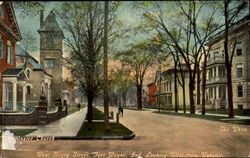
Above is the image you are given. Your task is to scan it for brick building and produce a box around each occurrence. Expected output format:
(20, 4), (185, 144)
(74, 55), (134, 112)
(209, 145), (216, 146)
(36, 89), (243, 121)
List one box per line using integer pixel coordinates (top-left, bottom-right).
(0, 2), (25, 111)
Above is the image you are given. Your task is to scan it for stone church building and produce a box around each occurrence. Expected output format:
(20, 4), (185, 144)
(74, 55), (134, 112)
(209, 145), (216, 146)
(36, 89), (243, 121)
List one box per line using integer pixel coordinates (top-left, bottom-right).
(38, 10), (64, 107)
(15, 10), (64, 109)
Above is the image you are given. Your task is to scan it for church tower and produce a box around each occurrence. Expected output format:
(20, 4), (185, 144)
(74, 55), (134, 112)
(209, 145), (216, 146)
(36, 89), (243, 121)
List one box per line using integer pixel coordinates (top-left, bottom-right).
(38, 10), (64, 103)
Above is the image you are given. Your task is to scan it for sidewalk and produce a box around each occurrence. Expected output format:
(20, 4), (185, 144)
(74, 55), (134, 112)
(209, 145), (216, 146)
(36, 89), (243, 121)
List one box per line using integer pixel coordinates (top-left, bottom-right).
(27, 107), (87, 137)
(146, 108), (250, 120)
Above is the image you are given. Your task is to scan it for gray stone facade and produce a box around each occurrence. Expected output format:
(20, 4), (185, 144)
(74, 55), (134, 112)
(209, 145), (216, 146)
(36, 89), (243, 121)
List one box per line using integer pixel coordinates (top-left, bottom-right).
(38, 10), (64, 105)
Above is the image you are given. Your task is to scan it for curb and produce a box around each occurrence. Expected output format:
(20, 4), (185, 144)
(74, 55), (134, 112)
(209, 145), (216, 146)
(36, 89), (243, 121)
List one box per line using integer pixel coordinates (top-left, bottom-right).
(54, 132), (136, 140)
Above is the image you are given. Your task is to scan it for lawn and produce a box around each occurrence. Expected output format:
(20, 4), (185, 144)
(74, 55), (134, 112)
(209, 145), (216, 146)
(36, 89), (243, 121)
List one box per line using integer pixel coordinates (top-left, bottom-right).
(67, 104), (83, 114)
(206, 109), (250, 116)
(85, 106), (106, 120)
(154, 111), (250, 125)
(6, 129), (37, 136)
(78, 106), (134, 137)
(77, 122), (133, 137)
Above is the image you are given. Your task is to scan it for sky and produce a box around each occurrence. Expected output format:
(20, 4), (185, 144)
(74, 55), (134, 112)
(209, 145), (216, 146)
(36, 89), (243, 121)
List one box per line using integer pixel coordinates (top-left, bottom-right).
(13, 1), (249, 84)
(14, 2), (142, 61)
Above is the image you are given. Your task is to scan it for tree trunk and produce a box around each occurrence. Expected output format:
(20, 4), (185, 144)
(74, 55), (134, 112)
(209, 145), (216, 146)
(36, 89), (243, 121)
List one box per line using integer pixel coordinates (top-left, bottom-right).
(202, 53), (207, 115)
(196, 63), (201, 105)
(189, 71), (195, 114)
(87, 92), (93, 123)
(103, 1), (109, 126)
(174, 61), (178, 112)
(137, 85), (143, 109)
(123, 91), (127, 107)
(182, 78), (186, 114)
(224, 1), (234, 118)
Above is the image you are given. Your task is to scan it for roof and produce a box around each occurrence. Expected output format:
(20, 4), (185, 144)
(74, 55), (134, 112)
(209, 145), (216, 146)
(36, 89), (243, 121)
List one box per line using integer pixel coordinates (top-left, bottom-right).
(2, 68), (23, 76)
(0, 2), (22, 41)
(206, 14), (249, 46)
(37, 10), (64, 38)
(16, 44), (42, 69)
(2, 68), (28, 81)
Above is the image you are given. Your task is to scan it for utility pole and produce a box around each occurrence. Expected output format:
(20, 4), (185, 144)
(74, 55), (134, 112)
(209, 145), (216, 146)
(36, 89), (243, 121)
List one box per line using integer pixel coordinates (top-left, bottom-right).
(104, 1), (109, 128)
(158, 66), (162, 112)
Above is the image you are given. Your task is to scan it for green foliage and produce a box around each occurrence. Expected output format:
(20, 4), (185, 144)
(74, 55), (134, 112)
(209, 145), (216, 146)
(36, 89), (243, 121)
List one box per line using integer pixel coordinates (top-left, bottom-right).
(18, 31), (37, 53)
(109, 66), (134, 97)
(13, 1), (47, 17)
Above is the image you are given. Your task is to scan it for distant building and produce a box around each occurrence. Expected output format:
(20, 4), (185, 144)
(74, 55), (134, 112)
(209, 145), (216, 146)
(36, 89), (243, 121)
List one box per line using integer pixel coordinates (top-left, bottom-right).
(147, 83), (157, 106)
(155, 66), (190, 110)
(205, 15), (250, 110)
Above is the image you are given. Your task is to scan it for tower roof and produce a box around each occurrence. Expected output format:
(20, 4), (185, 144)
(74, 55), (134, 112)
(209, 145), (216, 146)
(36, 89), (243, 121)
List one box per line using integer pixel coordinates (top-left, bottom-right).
(38, 10), (64, 38)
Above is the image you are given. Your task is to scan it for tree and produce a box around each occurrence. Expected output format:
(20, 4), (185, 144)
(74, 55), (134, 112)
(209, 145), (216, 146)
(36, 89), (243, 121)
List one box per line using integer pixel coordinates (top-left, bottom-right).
(57, 2), (120, 123)
(103, 1), (109, 129)
(116, 40), (160, 109)
(222, 0), (247, 118)
(13, 2), (47, 17)
(109, 65), (134, 108)
(135, 1), (223, 114)
(18, 31), (37, 68)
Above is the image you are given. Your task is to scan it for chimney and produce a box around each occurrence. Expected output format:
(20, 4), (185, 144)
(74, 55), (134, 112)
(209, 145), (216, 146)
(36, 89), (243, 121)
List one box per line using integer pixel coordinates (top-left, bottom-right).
(40, 10), (44, 27)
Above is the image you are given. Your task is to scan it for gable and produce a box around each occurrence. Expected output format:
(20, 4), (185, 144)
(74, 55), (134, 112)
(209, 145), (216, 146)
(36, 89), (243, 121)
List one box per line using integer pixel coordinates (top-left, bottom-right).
(0, 2), (22, 41)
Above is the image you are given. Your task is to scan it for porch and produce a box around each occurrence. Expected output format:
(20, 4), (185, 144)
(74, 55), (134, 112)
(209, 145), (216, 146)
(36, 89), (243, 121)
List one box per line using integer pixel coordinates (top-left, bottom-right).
(205, 84), (228, 110)
(1, 68), (31, 112)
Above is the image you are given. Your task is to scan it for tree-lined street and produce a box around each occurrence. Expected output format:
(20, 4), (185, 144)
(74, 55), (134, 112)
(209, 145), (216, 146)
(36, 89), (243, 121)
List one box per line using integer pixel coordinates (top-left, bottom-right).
(2, 108), (249, 158)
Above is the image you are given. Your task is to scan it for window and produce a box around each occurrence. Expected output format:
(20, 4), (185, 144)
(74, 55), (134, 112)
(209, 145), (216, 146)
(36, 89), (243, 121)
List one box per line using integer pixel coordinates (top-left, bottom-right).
(214, 52), (219, 57)
(237, 68), (243, 77)
(236, 42), (242, 56)
(27, 86), (31, 95)
(45, 59), (55, 68)
(237, 104), (243, 110)
(47, 38), (54, 48)
(0, 40), (3, 58)
(7, 45), (14, 64)
(26, 69), (30, 79)
(237, 63), (243, 78)
(237, 85), (243, 97)
(222, 50), (224, 57)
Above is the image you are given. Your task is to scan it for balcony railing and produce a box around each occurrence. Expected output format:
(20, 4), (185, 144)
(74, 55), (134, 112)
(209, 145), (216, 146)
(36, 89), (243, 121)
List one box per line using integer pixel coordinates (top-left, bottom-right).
(207, 56), (225, 66)
(4, 102), (13, 111)
(206, 77), (227, 85)
(3, 102), (35, 113)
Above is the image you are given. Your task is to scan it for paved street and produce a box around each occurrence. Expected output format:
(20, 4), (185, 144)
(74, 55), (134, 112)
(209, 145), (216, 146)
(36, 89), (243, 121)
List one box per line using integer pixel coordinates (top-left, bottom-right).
(2, 107), (250, 158)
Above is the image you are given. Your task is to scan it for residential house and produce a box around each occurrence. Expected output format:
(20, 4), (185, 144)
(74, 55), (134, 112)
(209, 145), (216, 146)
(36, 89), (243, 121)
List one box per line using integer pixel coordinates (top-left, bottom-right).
(155, 65), (190, 110)
(0, 2), (29, 112)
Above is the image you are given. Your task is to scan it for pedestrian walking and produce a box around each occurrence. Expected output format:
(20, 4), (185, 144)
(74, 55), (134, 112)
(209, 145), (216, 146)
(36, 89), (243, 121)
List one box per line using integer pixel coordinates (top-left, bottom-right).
(118, 106), (123, 117)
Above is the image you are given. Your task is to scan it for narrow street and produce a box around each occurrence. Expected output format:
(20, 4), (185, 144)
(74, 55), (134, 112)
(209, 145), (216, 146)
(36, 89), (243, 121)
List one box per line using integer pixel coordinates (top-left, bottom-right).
(2, 107), (250, 158)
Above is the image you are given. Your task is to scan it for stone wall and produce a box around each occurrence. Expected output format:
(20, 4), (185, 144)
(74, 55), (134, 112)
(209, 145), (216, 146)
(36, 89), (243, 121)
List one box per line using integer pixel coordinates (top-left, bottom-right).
(0, 96), (68, 125)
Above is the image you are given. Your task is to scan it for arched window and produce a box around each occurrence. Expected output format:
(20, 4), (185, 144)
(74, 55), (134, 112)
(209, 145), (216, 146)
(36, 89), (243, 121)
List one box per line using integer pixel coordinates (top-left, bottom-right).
(26, 69), (30, 79)
(27, 86), (31, 95)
